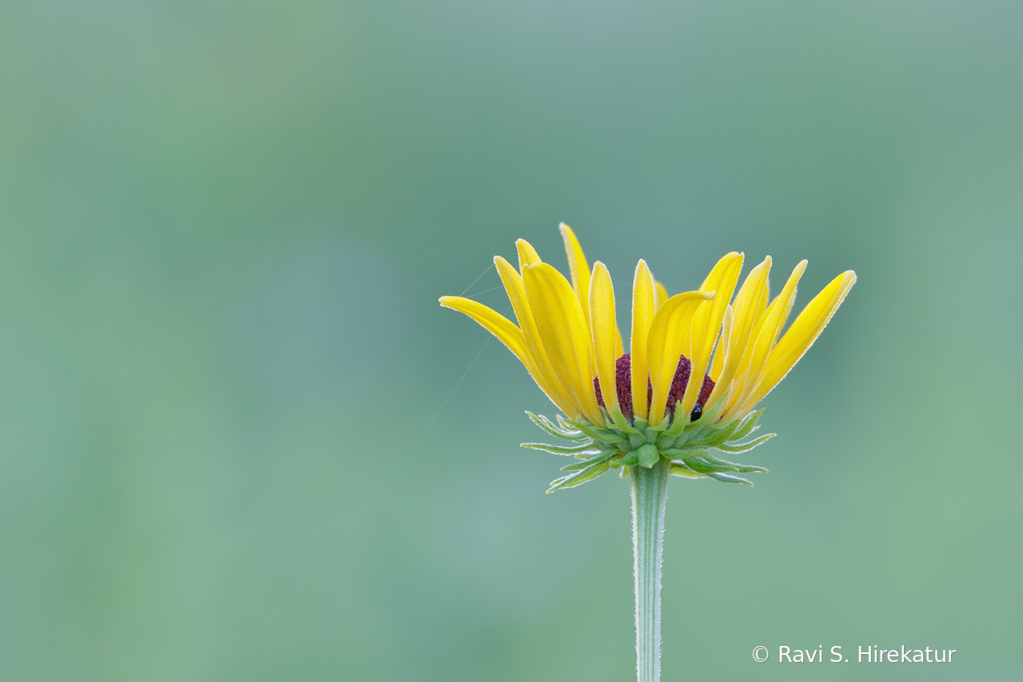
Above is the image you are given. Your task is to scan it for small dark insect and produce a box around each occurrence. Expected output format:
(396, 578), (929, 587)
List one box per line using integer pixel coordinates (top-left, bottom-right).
(689, 403), (703, 422)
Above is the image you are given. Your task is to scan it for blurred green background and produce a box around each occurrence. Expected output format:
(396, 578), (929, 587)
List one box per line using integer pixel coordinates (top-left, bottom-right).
(1, 0), (1021, 680)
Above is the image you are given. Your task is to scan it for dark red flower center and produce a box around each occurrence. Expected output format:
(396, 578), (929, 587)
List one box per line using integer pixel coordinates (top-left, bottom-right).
(593, 353), (715, 422)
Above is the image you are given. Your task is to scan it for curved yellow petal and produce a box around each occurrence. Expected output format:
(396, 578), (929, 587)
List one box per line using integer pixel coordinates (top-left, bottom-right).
(725, 260), (806, 418)
(646, 290), (715, 426)
(589, 261), (619, 412)
(766, 270), (856, 365)
(738, 270), (857, 412)
(441, 296), (566, 411)
(516, 238), (542, 270)
(523, 262), (602, 423)
(680, 252), (743, 417)
(559, 223), (591, 325)
(494, 256), (576, 415)
(439, 296), (528, 361)
(707, 256), (771, 407)
(630, 260), (656, 419)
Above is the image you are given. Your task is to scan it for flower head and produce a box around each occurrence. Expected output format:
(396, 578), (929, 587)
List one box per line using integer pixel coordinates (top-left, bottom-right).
(441, 224), (856, 491)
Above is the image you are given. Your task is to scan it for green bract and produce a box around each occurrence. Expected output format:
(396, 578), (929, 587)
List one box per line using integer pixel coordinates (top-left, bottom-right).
(523, 395), (771, 493)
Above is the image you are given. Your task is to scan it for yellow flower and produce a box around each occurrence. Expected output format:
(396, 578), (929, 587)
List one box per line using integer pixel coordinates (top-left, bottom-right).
(440, 224), (856, 490)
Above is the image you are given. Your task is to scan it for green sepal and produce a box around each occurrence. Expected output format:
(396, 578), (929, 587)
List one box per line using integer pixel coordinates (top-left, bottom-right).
(730, 409), (765, 441)
(714, 432), (775, 454)
(569, 418), (629, 446)
(546, 461), (610, 493)
(616, 451), (640, 467)
(700, 452), (768, 474)
(678, 456), (726, 474)
(681, 455), (751, 475)
(669, 462), (706, 479)
(608, 404), (642, 435)
(637, 443), (659, 468)
(526, 411), (586, 440)
(707, 471), (754, 486)
(660, 447), (708, 459)
(683, 420), (741, 450)
(700, 393), (729, 424)
(654, 413), (687, 449)
(648, 411), (671, 432)
(557, 414), (614, 441)
(661, 404), (690, 440)
(655, 433), (676, 450)
(521, 441), (601, 456)
(560, 450), (616, 472)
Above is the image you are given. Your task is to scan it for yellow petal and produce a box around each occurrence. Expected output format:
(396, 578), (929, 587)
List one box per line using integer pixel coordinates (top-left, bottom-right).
(738, 270), (857, 412)
(516, 238), (542, 270)
(654, 280), (669, 310)
(646, 290), (715, 426)
(707, 256), (771, 407)
(441, 295), (567, 412)
(494, 256), (576, 415)
(767, 270), (856, 364)
(439, 296), (528, 361)
(523, 262), (603, 423)
(680, 252), (743, 417)
(630, 260), (656, 419)
(559, 223), (591, 326)
(588, 261), (619, 411)
(725, 260), (806, 418)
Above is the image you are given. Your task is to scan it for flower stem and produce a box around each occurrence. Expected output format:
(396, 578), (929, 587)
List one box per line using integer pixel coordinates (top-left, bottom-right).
(630, 458), (669, 682)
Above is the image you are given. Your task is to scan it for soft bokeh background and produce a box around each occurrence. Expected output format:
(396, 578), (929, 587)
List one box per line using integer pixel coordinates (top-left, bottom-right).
(1, 1), (1021, 680)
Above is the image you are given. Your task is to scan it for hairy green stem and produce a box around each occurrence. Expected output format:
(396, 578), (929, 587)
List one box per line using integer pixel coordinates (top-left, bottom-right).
(631, 458), (669, 682)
